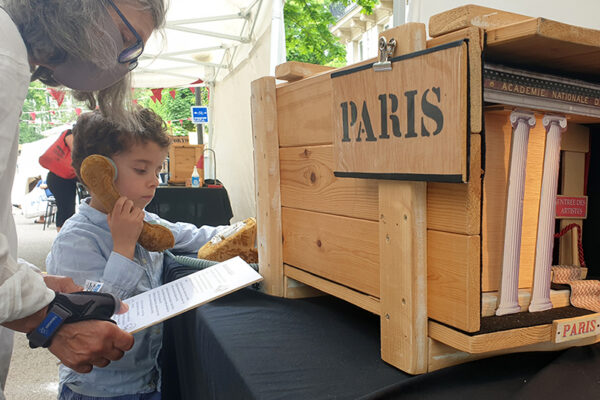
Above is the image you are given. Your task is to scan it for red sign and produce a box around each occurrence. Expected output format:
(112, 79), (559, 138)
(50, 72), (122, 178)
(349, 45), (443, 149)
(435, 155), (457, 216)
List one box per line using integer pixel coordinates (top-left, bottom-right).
(556, 196), (587, 219)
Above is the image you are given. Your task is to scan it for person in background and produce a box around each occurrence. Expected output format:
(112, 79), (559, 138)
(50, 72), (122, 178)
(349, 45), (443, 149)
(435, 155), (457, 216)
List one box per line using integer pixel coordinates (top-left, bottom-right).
(39, 129), (78, 231)
(48, 108), (223, 399)
(0, 0), (167, 398)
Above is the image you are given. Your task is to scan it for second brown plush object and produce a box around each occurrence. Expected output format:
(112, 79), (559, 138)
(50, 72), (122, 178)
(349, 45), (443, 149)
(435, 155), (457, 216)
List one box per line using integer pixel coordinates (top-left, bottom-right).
(80, 154), (175, 252)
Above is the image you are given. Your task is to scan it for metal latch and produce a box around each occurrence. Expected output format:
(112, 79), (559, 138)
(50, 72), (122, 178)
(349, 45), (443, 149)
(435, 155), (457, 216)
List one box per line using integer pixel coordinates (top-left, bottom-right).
(373, 37), (396, 72)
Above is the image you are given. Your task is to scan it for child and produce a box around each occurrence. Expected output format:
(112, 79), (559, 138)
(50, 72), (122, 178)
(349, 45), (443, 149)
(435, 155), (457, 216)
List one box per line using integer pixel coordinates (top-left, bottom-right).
(46, 109), (222, 399)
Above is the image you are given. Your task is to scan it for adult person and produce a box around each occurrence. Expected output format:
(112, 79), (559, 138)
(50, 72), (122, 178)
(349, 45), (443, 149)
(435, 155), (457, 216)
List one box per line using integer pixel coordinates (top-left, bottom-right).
(39, 129), (78, 231)
(0, 0), (166, 398)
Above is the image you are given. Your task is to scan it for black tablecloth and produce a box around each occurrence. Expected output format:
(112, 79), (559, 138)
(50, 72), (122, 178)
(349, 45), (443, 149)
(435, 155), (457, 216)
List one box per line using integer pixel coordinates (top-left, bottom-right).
(147, 186), (233, 227)
(161, 264), (600, 400)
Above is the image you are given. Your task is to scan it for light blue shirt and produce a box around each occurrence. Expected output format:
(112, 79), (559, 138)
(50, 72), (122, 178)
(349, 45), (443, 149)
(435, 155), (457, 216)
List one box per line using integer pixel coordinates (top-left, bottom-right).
(46, 199), (221, 397)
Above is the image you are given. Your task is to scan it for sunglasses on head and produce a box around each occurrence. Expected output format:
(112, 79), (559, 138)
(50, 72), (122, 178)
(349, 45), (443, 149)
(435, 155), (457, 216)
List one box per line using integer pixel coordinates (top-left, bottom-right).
(105, 0), (145, 71)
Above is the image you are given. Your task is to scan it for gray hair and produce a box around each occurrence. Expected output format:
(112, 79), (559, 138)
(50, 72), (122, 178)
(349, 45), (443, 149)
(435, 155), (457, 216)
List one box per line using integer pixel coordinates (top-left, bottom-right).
(2, 0), (167, 130)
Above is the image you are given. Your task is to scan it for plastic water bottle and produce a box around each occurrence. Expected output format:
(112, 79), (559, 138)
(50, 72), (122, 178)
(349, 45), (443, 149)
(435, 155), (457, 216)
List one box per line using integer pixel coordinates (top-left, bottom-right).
(191, 166), (200, 187)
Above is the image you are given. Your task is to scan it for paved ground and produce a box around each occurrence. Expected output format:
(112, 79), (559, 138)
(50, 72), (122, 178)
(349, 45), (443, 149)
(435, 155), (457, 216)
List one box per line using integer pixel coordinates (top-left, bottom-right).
(5, 209), (60, 400)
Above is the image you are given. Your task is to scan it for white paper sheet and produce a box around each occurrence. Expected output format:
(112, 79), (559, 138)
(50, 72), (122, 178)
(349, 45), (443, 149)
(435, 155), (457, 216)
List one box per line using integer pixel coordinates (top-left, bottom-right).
(112, 257), (262, 333)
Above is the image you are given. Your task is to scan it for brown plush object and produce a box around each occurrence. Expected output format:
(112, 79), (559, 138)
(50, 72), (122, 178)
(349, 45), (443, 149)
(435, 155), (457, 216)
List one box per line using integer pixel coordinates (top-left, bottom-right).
(80, 154), (175, 252)
(197, 218), (258, 263)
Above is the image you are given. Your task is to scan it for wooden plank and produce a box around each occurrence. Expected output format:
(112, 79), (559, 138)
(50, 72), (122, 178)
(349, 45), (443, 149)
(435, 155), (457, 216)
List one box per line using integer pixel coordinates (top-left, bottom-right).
(275, 61), (335, 82)
(481, 289), (573, 317)
(281, 207), (380, 297)
(427, 27), (483, 133)
(562, 123), (590, 153)
(280, 139), (481, 233)
(277, 73), (333, 147)
(283, 276), (324, 299)
(379, 23), (426, 58)
(559, 151), (586, 265)
(427, 133), (481, 235)
(428, 230), (480, 332)
(428, 5), (531, 38)
(284, 264), (380, 315)
(279, 145), (379, 221)
(251, 77), (284, 296)
(481, 111), (546, 291)
(485, 18), (600, 81)
(428, 320), (552, 354)
(379, 181), (428, 374)
(428, 334), (600, 372)
(332, 42), (469, 181)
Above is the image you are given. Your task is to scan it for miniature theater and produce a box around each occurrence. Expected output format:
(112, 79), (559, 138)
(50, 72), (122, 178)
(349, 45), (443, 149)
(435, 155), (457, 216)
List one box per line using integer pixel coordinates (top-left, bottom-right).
(251, 4), (600, 374)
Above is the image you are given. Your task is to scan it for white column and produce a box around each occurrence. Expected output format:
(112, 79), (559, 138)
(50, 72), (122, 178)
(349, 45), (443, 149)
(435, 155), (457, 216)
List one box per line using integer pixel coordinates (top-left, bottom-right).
(529, 115), (567, 312)
(496, 111), (536, 316)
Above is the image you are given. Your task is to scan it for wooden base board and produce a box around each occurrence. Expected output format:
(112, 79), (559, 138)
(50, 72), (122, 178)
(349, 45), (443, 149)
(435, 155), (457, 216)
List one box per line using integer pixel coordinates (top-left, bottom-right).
(284, 264), (381, 315)
(428, 333), (600, 372)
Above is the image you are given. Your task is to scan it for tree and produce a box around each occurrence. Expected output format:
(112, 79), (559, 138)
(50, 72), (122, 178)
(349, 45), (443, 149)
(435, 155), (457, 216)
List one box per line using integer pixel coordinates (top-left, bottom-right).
(136, 87), (208, 135)
(19, 81), (82, 144)
(284, 0), (378, 67)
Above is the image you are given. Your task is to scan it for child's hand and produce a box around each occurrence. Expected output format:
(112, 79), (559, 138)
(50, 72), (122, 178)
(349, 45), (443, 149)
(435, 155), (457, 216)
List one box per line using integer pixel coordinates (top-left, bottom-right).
(107, 197), (144, 260)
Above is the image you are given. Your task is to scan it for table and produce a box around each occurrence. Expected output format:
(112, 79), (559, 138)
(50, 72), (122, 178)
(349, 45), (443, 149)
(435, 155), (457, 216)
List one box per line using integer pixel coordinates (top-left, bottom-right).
(146, 186), (233, 227)
(160, 262), (600, 400)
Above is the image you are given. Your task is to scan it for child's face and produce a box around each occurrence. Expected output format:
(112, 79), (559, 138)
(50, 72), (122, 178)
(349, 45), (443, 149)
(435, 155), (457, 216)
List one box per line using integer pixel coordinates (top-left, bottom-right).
(112, 140), (168, 209)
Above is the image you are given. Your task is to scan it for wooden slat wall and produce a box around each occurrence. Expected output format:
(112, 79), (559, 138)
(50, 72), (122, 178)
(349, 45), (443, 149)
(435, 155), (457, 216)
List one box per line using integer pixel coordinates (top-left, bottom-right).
(428, 230), (480, 332)
(279, 145), (379, 221)
(428, 134), (481, 235)
(277, 73), (334, 147)
(281, 207), (380, 297)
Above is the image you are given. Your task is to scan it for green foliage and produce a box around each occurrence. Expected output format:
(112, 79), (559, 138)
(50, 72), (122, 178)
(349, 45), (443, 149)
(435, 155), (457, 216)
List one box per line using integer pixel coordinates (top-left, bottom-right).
(135, 87), (207, 134)
(19, 81), (82, 144)
(284, 0), (378, 66)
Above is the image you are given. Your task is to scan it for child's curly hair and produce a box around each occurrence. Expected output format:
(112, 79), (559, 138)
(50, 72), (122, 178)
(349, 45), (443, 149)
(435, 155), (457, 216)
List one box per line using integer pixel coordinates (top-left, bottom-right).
(71, 108), (171, 181)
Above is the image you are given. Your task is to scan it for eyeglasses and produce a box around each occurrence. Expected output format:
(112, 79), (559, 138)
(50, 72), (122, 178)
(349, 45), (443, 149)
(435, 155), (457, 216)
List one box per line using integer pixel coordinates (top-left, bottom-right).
(105, 0), (145, 71)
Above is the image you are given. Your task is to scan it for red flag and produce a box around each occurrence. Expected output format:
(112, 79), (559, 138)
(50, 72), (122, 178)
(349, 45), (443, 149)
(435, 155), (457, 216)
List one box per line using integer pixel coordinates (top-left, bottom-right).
(189, 87), (195, 94)
(29, 112), (36, 121)
(75, 108), (82, 116)
(49, 122), (54, 126)
(47, 88), (65, 107)
(150, 95), (157, 103)
(169, 90), (176, 99)
(179, 119), (183, 126)
(132, 99), (138, 105)
(151, 88), (163, 103)
(51, 110), (56, 115)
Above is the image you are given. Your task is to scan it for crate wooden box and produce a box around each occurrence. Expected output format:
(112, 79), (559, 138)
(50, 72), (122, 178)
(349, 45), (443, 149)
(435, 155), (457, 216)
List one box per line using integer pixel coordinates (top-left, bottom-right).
(168, 143), (204, 185)
(251, 5), (600, 374)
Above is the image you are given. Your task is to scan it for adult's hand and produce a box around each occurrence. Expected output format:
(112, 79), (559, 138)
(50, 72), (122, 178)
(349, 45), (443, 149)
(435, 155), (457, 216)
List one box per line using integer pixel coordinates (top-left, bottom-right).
(49, 320), (134, 373)
(43, 274), (82, 293)
(42, 276), (129, 313)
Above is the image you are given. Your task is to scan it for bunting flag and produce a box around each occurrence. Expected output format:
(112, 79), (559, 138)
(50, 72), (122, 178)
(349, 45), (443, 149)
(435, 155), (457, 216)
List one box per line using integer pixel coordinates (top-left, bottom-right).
(75, 107), (82, 116)
(47, 88), (66, 107)
(150, 95), (157, 103)
(51, 110), (56, 115)
(179, 119), (183, 126)
(169, 90), (177, 100)
(132, 99), (138, 105)
(151, 88), (163, 103)
(29, 112), (36, 121)
(189, 87), (195, 94)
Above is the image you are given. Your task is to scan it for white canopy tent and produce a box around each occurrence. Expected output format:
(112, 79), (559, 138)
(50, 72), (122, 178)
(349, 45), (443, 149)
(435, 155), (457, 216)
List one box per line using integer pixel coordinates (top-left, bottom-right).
(133, 0), (285, 222)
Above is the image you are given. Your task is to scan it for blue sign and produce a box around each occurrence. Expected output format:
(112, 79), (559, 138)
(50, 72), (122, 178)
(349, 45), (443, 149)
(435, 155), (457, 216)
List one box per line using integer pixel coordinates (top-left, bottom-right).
(191, 106), (208, 124)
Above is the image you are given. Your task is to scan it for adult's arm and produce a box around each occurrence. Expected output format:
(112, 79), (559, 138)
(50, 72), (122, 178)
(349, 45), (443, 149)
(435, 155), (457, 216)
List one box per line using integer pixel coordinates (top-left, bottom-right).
(0, 235), (55, 323)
